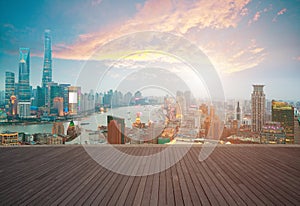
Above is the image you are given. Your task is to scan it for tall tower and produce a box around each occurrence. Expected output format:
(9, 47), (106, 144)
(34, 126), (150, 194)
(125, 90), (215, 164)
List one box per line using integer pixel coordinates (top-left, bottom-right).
(42, 29), (52, 88)
(236, 101), (241, 121)
(251, 85), (265, 132)
(18, 48), (30, 102)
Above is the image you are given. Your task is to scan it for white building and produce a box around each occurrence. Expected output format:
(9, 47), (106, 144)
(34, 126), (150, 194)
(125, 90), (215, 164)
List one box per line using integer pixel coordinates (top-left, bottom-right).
(18, 102), (31, 118)
(251, 85), (265, 132)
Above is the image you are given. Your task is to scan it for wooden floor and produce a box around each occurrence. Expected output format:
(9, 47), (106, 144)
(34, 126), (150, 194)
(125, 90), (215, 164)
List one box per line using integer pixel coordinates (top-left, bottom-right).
(0, 145), (299, 205)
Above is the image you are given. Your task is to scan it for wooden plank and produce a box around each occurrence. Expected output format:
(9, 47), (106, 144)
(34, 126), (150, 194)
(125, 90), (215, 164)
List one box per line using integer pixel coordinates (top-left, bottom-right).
(222, 147), (300, 205)
(149, 147), (160, 206)
(24, 148), (94, 205)
(1, 147), (84, 205)
(183, 147), (211, 205)
(174, 147), (193, 206)
(165, 147), (175, 206)
(216, 147), (280, 205)
(112, 147), (148, 206)
(85, 146), (132, 205)
(100, 146), (142, 205)
(123, 146), (152, 206)
(0, 145), (300, 206)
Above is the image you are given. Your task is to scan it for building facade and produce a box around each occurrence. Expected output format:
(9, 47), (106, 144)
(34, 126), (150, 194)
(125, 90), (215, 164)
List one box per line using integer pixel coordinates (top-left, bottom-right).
(251, 85), (265, 132)
(272, 100), (294, 143)
(18, 48), (31, 102)
(42, 29), (52, 88)
(5, 72), (15, 107)
(68, 86), (81, 115)
(260, 121), (286, 144)
(17, 102), (31, 118)
(0, 132), (18, 146)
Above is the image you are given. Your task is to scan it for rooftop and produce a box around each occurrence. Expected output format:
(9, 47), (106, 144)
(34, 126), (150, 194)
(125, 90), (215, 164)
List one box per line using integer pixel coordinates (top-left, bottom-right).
(0, 145), (299, 205)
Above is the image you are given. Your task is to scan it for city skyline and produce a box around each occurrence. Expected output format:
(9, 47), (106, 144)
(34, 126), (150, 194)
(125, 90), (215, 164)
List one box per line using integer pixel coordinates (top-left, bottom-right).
(0, 0), (299, 101)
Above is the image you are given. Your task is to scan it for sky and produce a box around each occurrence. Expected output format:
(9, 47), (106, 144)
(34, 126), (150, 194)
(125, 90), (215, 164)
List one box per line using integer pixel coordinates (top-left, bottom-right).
(0, 0), (299, 101)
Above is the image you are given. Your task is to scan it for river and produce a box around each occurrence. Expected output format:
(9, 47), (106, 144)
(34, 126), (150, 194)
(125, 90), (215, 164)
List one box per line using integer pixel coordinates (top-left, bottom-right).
(0, 105), (164, 134)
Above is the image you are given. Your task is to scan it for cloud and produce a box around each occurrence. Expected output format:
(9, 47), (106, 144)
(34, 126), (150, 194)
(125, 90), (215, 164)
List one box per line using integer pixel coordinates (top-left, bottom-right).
(294, 56), (300, 61)
(203, 39), (266, 73)
(277, 8), (287, 15)
(91, 0), (103, 6)
(50, 0), (266, 74)
(253, 11), (261, 22)
(272, 8), (287, 22)
(248, 4), (273, 25)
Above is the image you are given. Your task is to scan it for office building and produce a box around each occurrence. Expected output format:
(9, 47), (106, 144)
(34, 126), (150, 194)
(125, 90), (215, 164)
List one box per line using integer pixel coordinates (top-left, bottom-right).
(42, 29), (52, 88)
(236, 101), (241, 121)
(49, 83), (61, 109)
(53, 97), (64, 116)
(5, 72), (15, 107)
(107, 115), (125, 144)
(0, 90), (5, 105)
(59, 84), (71, 112)
(272, 100), (294, 143)
(68, 86), (81, 115)
(17, 102), (31, 118)
(184, 90), (191, 111)
(251, 85), (265, 132)
(260, 122), (286, 144)
(18, 48), (31, 102)
(35, 86), (45, 107)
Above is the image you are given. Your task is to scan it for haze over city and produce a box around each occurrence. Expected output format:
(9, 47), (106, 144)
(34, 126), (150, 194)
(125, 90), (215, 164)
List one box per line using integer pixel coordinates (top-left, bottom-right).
(0, 0), (300, 100)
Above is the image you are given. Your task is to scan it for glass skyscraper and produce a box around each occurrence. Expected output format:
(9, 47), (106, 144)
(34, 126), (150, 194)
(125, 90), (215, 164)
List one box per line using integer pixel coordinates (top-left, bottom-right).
(42, 29), (52, 88)
(5, 71), (15, 106)
(18, 48), (31, 102)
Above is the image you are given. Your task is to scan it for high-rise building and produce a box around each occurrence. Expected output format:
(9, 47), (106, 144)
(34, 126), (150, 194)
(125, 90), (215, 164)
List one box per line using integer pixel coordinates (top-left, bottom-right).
(18, 48), (30, 102)
(272, 100), (294, 143)
(0, 90), (5, 106)
(251, 85), (265, 132)
(59, 84), (71, 112)
(42, 30), (52, 108)
(42, 29), (52, 88)
(18, 59), (31, 102)
(52, 97), (64, 116)
(260, 122), (286, 144)
(36, 86), (45, 107)
(68, 86), (81, 115)
(49, 83), (61, 109)
(19, 48), (30, 72)
(107, 115), (125, 144)
(5, 72), (15, 106)
(236, 101), (241, 121)
(17, 102), (31, 118)
(184, 90), (191, 111)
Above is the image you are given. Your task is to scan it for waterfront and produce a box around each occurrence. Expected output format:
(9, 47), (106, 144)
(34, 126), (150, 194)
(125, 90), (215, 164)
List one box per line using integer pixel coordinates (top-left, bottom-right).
(0, 105), (163, 134)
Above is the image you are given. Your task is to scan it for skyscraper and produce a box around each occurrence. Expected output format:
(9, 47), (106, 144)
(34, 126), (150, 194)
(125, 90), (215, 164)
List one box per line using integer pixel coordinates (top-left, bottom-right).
(251, 85), (265, 132)
(19, 48), (30, 72)
(68, 86), (81, 115)
(272, 100), (294, 143)
(18, 48), (30, 102)
(42, 29), (52, 88)
(236, 101), (241, 121)
(5, 72), (15, 106)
